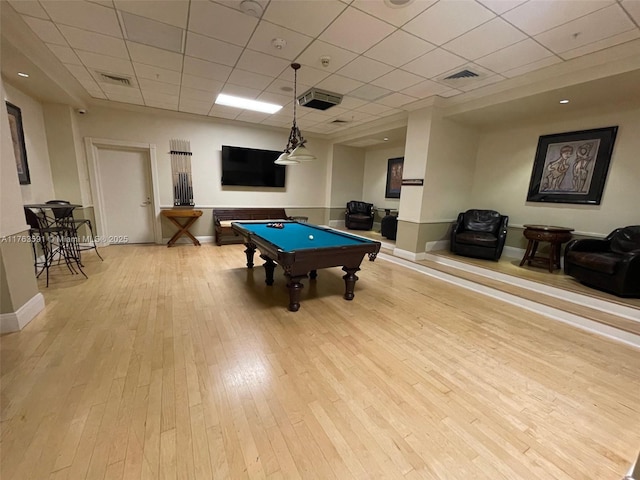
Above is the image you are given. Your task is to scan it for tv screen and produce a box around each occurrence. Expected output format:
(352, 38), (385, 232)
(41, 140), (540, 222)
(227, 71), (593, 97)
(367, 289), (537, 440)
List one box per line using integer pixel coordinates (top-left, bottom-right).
(221, 145), (286, 187)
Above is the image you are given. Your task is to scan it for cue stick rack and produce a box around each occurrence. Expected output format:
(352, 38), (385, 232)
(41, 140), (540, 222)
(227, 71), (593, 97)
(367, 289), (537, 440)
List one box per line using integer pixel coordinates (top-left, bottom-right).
(170, 139), (194, 207)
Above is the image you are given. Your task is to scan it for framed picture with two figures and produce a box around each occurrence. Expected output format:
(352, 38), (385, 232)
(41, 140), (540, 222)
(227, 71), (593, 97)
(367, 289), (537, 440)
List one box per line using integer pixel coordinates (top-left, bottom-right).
(5, 102), (31, 185)
(526, 126), (618, 205)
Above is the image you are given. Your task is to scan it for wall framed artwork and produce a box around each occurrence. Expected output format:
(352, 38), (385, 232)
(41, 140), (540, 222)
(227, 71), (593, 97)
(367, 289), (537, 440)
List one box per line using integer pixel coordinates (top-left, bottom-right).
(385, 157), (403, 199)
(5, 102), (31, 185)
(526, 126), (618, 205)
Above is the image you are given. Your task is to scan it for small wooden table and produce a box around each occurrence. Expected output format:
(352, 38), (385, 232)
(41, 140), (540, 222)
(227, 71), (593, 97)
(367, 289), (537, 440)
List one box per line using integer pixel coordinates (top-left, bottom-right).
(161, 209), (203, 247)
(520, 224), (574, 272)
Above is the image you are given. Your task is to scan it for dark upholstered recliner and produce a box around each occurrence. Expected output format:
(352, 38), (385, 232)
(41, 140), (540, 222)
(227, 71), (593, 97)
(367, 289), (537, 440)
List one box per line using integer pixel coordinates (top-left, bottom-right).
(450, 209), (509, 261)
(564, 226), (640, 297)
(345, 201), (374, 230)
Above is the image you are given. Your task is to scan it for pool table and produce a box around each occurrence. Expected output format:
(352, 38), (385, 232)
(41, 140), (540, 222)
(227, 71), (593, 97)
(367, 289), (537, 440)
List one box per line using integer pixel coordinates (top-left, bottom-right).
(231, 221), (381, 311)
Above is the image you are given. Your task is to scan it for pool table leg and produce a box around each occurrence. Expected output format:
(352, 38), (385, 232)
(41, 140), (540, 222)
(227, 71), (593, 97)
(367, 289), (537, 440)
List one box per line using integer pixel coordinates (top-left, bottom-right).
(261, 256), (276, 286)
(243, 243), (256, 268)
(285, 275), (306, 312)
(309, 269), (317, 279)
(342, 267), (360, 301)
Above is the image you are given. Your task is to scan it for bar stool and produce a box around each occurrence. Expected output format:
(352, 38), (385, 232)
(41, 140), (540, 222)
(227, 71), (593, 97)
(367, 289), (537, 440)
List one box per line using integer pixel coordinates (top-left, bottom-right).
(45, 200), (103, 263)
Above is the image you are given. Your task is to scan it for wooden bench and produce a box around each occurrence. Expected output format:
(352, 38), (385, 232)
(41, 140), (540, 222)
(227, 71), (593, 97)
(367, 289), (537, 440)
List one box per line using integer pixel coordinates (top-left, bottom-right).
(213, 208), (289, 245)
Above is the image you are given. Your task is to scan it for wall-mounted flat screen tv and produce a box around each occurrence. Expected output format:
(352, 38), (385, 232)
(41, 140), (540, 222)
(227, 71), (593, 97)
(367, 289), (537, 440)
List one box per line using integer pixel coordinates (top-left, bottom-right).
(221, 145), (286, 187)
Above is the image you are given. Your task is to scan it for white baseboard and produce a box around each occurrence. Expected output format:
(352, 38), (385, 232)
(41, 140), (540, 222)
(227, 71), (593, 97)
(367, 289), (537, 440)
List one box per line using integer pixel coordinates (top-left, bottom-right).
(0, 293), (45, 334)
(160, 235), (214, 245)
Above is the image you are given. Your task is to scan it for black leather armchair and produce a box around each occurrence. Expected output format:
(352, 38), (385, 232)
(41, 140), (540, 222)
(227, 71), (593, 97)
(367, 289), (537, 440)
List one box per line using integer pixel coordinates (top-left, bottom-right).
(450, 209), (509, 261)
(345, 201), (374, 230)
(564, 225), (640, 297)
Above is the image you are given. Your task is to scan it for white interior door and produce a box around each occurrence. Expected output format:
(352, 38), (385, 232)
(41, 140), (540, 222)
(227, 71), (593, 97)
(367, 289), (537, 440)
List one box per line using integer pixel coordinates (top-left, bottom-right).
(97, 147), (155, 243)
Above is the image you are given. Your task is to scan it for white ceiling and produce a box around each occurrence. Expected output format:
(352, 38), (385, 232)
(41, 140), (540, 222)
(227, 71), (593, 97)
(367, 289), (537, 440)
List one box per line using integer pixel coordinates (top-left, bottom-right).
(2, 0), (640, 143)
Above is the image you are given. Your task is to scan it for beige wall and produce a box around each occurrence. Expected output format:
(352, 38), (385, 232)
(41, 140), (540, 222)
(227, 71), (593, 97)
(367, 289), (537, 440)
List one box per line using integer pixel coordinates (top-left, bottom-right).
(77, 105), (332, 210)
(4, 83), (55, 205)
(471, 103), (640, 236)
(329, 144), (365, 216)
(362, 143), (404, 212)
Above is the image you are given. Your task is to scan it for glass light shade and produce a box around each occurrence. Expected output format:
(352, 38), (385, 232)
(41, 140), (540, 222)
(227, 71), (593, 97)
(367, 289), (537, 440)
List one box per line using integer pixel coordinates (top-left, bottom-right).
(287, 144), (316, 161)
(274, 152), (299, 165)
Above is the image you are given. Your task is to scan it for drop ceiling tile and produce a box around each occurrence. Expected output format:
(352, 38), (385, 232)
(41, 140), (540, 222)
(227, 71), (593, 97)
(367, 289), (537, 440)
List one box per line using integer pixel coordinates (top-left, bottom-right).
(247, 22), (314, 60)
(208, 105), (240, 120)
(23, 17), (67, 45)
(337, 57), (394, 83)
(364, 30), (435, 67)
(41, 1), (122, 37)
(236, 50), (290, 78)
(403, 1), (495, 46)
(220, 83), (263, 99)
(315, 74), (364, 94)
(235, 111), (272, 123)
(456, 73), (505, 92)
(139, 78), (180, 95)
(59, 25), (128, 58)
(402, 48), (467, 79)
(8, 0), (49, 19)
(142, 91), (179, 106)
(444, 18), (527, 61)
(623, 0), (640, 23)
(319, 7), (396, 54)
(227, 69), (274, 90)
(133, 63), (181, 85)
(86, 89), (108, 99)
(355, 102), (396, 115)
(179, 87), (216, 102)
(114, 0), (189, 28)
(76, 51), (135, 76)
(375, 92), (416, 108)
(503, 0), (614, 36)
(257, 91), (292, 106)
(183, 57), (232, 82)
(295, 40), (358, 72)
(476, 0), (526, 15)
(281, 66), (332, 88)
(351, 0), (435, 27)
(558, 29), (640, 60)
(535, 5), (636, 54)
(47, 44), (83, 65)
(401, 79), (453, 98)
(107, 91), (144, 105)
(501, 56), (562, 78)
(179, 99), (213, 115)
(475, 39), (556, 73)
(64, 64), (102, 90)
(121, 12), (183, 53)
(181, 73), (224, 93)
(339, 96), (368, 109)
(263, 0), (345, 37)
(371, 69), (423, 90)
(188, 1), (257, 47)
(127, 41), (183, 71)
(102, 83), (141, 96)
(186, 32), (244, 66)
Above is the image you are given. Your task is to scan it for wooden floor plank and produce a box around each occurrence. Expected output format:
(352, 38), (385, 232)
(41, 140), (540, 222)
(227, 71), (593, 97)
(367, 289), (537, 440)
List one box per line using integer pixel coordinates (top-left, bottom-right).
(1, 243), (638, 480)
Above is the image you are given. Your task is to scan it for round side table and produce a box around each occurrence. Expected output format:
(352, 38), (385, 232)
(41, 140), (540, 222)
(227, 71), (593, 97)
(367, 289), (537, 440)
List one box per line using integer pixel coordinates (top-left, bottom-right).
(519, 224), (574, 272)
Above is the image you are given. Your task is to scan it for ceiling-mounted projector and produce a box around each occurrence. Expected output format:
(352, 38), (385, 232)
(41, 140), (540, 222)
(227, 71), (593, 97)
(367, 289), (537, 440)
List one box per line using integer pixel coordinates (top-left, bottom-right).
(297, 88), (342, 110)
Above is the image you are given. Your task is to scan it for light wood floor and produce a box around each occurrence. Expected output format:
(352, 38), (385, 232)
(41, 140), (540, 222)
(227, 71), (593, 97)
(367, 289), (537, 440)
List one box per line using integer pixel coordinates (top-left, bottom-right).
(1, 243), (639, 479)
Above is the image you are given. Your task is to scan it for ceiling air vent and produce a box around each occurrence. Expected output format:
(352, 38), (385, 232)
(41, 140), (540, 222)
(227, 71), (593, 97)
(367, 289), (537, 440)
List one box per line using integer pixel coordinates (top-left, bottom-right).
(97, 72), (133, 87)
(298, 88), (343, 110)
(443, 69), (479, 80)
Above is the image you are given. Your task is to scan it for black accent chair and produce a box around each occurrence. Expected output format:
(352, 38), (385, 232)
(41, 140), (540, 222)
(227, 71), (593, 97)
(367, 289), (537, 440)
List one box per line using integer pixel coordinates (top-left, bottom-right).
(450, 209), (509, 261)
(381, 214), (398, 240)
(564, 225), (640, 297)
(345, 201), (374, 230)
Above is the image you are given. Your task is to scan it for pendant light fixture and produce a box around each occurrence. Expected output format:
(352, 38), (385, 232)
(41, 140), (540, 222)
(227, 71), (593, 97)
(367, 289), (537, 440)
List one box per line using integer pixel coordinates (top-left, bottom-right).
(275, 63), (316, 165)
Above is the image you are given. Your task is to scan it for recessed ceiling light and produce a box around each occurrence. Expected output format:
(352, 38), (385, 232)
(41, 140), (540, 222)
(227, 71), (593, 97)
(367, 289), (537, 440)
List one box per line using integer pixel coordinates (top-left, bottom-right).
(383, 137), (389, 141)
(17, 72), (29, 78)
(559, 99), (569, 104)
(215, 93), (282, 114)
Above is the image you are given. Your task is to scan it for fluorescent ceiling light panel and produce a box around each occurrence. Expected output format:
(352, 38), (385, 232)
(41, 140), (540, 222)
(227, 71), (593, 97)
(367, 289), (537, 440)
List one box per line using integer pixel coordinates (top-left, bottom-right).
(215, 93), (282, 113)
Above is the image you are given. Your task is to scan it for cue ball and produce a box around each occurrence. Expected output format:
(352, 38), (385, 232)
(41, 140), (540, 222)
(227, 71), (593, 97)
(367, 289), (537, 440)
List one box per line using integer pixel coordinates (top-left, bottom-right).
(308, 235), (314, 240)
